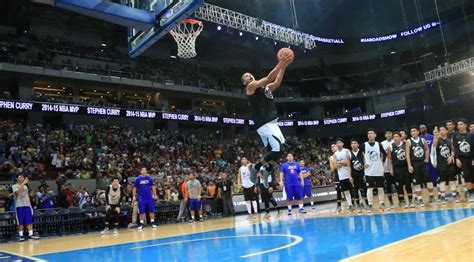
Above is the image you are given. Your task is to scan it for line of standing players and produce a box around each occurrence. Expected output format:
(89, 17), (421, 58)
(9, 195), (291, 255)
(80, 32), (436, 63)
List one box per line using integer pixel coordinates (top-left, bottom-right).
(330, 118), (473, 214)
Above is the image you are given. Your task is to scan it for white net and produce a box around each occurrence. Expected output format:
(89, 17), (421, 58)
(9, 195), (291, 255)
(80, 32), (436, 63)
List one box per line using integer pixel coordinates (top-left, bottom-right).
(170, 19), (203, 59)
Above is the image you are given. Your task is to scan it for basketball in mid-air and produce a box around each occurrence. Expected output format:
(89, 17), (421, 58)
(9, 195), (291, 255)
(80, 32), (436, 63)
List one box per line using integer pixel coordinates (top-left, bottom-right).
(277, 48), (294, 63)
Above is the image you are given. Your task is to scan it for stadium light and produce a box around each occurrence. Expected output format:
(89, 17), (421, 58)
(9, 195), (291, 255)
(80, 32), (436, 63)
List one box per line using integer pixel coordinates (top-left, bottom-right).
(217, 25), (222, 31)
(239, 32), (243, 36)
(255, 36), (259, 40)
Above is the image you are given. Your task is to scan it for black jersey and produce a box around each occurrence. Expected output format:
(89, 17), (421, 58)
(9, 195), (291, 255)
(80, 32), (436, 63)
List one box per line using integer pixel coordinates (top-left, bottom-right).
(409, 138), (426, 162)
(436, 137), (453, 168)
(247, 86), (278, 128)
(391, 142), (407, 167)
(453, 132), (473, 159)
(350, 150), (364, 175)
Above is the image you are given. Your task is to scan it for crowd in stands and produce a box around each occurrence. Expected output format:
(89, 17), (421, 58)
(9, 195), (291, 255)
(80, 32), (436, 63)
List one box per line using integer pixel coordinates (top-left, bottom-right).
(0, 33), (431, 98)
(0, 120), (333, 214)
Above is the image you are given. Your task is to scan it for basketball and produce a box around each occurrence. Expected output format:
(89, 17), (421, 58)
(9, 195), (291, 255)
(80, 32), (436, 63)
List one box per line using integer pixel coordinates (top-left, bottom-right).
(277, 48), (294, 63)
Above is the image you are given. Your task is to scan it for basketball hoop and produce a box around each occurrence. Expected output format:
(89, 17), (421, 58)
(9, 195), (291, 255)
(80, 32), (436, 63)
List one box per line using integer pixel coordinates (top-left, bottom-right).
(170, 19), (203, 59)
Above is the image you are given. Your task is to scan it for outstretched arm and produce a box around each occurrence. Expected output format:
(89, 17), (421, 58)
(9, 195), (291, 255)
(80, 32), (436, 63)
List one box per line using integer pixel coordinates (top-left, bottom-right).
(246, 61), (287, 94)
(267, 66), (287, 91)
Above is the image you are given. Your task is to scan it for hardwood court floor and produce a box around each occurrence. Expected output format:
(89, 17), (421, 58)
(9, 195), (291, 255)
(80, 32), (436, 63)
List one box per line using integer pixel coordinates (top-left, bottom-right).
(1, 202), (473, 261)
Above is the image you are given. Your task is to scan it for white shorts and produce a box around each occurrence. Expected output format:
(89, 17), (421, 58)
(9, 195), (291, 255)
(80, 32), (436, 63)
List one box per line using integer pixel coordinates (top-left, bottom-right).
(257, 120), (285, 152)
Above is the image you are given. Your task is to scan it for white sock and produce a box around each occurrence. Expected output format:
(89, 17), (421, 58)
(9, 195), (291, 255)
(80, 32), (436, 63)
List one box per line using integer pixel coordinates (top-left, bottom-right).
(449, 182), (457, 194)
(29, 230), (33, 236)
(344, 191), (352, 206)
(367, 188), (374, 205)
(140, 220), (144, 225)
(310, 202), (314, 206)
(245, 201), (252, 214)
(19, 231), (24, 237)
(427, 183), (434, 196)
(440, 182), (446, 197)
(150, 219), (154, 223)
(298, 203), (303, 209)
(377, 188), (385, 203)
(251, 201), (258, 214)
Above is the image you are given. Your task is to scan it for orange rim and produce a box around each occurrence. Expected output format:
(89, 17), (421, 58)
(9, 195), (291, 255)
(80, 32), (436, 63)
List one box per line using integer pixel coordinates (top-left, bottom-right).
(181, 19), (202, 25)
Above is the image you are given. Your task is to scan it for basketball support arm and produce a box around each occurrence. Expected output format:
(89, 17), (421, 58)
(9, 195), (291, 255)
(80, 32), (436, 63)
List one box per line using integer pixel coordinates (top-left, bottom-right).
(194, 3), (340, 49)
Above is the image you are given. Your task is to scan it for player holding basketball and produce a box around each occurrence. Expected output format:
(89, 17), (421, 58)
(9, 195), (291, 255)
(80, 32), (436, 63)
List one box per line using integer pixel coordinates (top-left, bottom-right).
(133, 167), (158, 231)
(242, 48), (293, 182)
(279, 153), (306, 215)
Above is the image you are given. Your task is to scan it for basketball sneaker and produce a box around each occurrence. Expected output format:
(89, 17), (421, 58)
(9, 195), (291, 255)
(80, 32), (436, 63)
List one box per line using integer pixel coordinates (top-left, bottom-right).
(199, 218), (204, 222)
(151, 223), (158, 228)
(441, 196), (448, 205)
(367, 205), (373, 213)
(264, 212), (271, 219)
(418, 199), (425, 207)
(469, 193), (474, 202)
(137, 225), (144, 231)
(299, 208), (307, 214)
(401, 200), (409, 209)
(288, 209), (292, 216)
(19, 236), (25, 242)
(30, 234), (40, 240)
(410, 201), (416, 208)
(101, 227), (109, 235)
(454, 194), (460, 203)
(379, 203), (386, 212)
(112, 228), (119, 234)
(335, 206), (342, 213)
(428, 196), (435, 205)
(348, 205), (354, 213)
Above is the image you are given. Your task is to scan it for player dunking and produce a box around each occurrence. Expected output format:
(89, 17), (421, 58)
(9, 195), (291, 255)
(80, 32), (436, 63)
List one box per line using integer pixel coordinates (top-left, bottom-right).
(242, 48), (293, 181)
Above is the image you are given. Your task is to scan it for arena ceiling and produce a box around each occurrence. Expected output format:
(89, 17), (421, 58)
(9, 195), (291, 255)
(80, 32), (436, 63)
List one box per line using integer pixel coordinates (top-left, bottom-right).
(208, 0), (473, 40)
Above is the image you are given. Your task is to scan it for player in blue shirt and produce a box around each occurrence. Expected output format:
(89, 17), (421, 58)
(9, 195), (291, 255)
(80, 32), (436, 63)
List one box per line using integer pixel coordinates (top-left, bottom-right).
(300, 160), (315, 210)
(279, 154), (306, 215)
(133, 167), (158, 231)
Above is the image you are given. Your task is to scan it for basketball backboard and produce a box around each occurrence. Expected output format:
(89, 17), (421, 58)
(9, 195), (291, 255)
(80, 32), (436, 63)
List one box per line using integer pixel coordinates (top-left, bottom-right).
(128, 0), (204, 57)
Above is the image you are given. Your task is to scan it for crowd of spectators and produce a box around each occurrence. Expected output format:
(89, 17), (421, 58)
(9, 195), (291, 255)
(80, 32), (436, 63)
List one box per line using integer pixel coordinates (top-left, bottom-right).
(0, 120), (333, 213)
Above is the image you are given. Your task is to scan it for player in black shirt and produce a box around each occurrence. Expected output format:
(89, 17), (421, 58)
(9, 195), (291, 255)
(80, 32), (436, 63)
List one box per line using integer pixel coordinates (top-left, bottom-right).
(387, 132), (413, 209)
(453, 118), (474, 202)
(433, 126), (457, 204)
(242, 57), (291, 182)
(349, 139), (367, 212)
(470, 123), (474, 135)
(406, 126), (433, 207)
